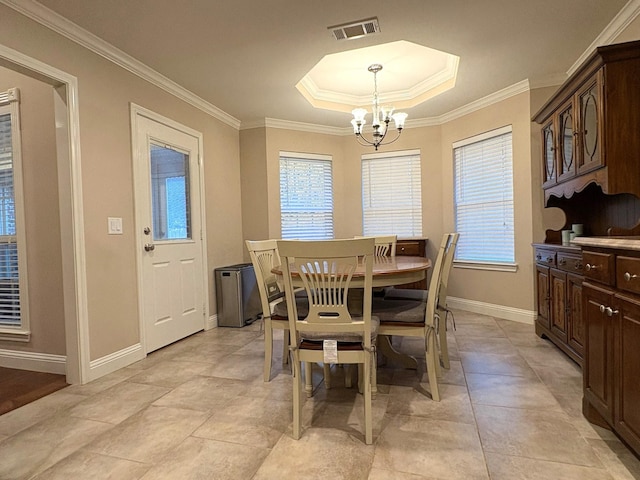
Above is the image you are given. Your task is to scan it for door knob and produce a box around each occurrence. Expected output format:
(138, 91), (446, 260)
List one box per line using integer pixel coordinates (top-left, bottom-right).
(144, 243), (155, 252)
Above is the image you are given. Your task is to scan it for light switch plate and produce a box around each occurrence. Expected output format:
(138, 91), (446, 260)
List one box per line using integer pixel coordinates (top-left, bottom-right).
(108, 217), (123, 235)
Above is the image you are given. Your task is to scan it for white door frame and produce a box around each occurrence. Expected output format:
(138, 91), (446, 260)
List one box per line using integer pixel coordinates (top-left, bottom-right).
(130, 103), (209, 354)
(0, 43), (89, 384)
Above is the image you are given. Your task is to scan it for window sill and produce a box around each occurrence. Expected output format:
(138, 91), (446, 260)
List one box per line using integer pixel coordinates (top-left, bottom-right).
(453, 260), (518, 273)
(0, 328), (31, 342)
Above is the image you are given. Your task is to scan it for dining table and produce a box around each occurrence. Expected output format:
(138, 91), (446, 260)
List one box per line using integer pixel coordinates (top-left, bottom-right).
(271, 254), (431, 369)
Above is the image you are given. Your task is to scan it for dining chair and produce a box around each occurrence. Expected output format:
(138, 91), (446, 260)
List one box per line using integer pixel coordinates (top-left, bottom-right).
(371, 233), (450, 401)
(384, 232), (459, 368)
(355, 234), (397, 256)
(277, 237), (378, 444)
(246, 239), (292, 382)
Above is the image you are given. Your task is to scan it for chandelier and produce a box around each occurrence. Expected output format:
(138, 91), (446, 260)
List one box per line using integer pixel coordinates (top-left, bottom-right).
(351, 64), (408, 150)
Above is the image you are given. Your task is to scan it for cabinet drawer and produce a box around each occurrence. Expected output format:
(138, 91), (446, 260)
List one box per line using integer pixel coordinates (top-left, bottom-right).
(616, 256), (640, 295)
(397, 241), (423, 256)
(583, 251), (614, 285)
(534, 248), (556, 267)
(557, 252), (583, 274)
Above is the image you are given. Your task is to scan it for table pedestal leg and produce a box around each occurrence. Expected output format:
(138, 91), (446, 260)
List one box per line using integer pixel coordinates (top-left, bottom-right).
(377, 335), (418, 369)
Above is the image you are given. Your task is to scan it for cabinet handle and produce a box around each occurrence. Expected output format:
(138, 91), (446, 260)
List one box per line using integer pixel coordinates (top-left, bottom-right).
(575, 262), (583, 270)
(558, 258), (566, 266)
(605, 307), (619, 317)
(599, 304), (606, 314)
(585, 263), (599, 271)
(536, 254), (542, 261)
(624, 272), (639, 282)
(546, 257), (553, 263)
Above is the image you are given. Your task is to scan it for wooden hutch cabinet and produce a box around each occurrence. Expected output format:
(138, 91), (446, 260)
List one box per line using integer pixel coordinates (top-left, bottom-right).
(533, 39), (640, 458)
(396, 239), (427, 289)
(533, 244), (584, 364)
(578, 243), (640, 456)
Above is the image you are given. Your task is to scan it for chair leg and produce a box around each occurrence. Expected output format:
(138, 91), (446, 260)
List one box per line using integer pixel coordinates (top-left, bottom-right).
(438, 311), (451, 369)
(264, 320), (273, 382)
(282, 330), (290, 366)
(304, 362), (313, 397)
(426, 333), (440, 402)
(292, 355), (303, 440)
(363, 353), (373, 445)
(371, 350), (377, 399)
(323, 363), (331, 389)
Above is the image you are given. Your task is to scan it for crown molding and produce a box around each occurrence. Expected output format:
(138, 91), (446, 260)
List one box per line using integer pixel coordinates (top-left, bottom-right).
(568, 0), (640, 76)
(1, 0), (241, 129)
(247, 79), (532, 136)
(242, 118), (347, 135)
(435, 79), (530, 124)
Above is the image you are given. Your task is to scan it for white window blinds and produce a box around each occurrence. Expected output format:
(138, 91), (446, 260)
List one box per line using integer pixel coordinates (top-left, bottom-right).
(362, 150), (422, 237)
(280, 153), (334, 240)
(453, 126), (514, 264)
(0, 109), (20, 326)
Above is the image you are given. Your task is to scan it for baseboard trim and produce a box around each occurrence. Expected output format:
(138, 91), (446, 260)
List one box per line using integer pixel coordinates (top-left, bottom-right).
(206, 314), (218, 330)
(0, 348), (66, 374)
(87, 343), (144, 383)
(447, 297), (536, 324)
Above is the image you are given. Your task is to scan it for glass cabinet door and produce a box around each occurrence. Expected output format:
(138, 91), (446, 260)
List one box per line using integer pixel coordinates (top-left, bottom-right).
(557, 104), (575, 182)
(542, 121), (556, 187)
(577, 75), (603, 173)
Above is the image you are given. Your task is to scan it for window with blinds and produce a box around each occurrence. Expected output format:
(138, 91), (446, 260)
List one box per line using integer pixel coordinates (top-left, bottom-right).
(453, 126), (514, 266)
(361, 150), (422, 237)
(0, 107), (21, 326)
(279, 152), (334, 240)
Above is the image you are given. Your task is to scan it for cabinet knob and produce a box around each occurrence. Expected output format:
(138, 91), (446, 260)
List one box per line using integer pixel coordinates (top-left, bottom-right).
(624, 272), (639, 282)
(558, 258), (566, 266)
(546, 257), (553, 263)
(599, 304), (606, 314)
(585, 263), (599, 271)
(605, 307), (619, 317)
(536, 254), (542, 261)
(575, 262), (583, 270)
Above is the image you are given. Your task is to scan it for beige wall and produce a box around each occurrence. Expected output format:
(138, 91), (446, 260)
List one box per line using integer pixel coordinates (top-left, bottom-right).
(0, 67), (65, 355)
(0, 5), (243, 362)
(243, 93), (538, 313)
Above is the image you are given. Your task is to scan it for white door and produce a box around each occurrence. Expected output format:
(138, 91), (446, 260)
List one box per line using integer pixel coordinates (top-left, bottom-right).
(133, 110), (206, 353)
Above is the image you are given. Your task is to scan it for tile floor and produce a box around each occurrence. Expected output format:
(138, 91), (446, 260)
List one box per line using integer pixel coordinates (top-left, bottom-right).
(1, 310), (639, 479)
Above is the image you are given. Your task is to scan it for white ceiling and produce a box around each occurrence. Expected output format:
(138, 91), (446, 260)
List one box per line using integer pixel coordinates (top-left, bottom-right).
(30, 0), (632, 128)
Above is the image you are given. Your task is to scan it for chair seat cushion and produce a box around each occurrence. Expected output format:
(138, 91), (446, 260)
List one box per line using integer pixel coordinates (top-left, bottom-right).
(383, 287), (428, 302)
(371, 297), (426, 323)
(300, 316), (379, 344)
(272, 296), (309, 319)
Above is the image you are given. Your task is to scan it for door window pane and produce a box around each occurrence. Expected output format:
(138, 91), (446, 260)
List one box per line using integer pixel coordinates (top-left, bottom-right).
(150, 144), (190, 241)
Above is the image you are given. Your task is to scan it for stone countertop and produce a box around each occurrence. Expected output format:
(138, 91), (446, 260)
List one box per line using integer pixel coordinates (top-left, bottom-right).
(571, 236), (640, 251)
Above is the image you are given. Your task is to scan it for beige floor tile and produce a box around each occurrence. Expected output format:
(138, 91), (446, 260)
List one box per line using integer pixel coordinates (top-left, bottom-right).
(449, 310), (497, 325)
(460, 351), (538, 377)
(168, 342), (242, 364)
(466, 373), (563, 410)
(69, 381), (170, 424)
(64, 367), (139, 397)
(152, 375), (246, 411)
(455, 322), (506, 338)
(474, 404), (603, 467)
(485, 452), (614, 479)
(139, 436), (269, 480)
(85, 405), (210, 464)
(495, 318), (535, 333)
(126, 359), (213, 388)
(0, 390), (87, 436)
(32, 450), (151, 480)
(202, 327), (262, 346)
(368, 468), (437, 479)
(205, 353), (267, 381)
(587, 437), (640, 480)
(0, 414), (113, 480)
(254, 428), (375, 480)
(386, 384), (476, 424)
(455, 336), (519, 355)
(517, 343), (576, 367)
(372, 414), (489, 479)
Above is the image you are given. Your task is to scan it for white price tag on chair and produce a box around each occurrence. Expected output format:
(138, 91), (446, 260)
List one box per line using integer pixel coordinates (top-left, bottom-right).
(323, 340), (338, 363)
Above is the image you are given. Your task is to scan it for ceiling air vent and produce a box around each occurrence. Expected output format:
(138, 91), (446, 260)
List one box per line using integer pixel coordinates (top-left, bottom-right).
(328, 17), (380, 41)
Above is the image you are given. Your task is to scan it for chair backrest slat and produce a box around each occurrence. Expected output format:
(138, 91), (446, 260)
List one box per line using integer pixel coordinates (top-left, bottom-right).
(278, 238), (375, 344)
(246, 239), (283, 318)
(355, 235), (397, 257)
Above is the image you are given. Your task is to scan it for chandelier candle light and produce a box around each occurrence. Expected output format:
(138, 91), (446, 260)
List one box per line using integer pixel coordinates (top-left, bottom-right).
(351, 64), (408, 150)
